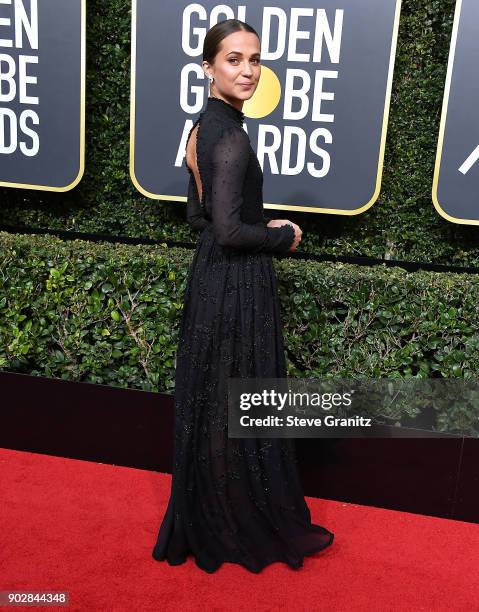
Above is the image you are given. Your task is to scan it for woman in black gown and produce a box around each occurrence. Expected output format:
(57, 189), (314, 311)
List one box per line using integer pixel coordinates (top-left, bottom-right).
(152, 19), (334, 574)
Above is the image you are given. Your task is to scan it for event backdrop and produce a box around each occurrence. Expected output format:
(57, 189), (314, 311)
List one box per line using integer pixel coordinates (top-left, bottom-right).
(433, 0), (479, 225)
(0, 0), (85, 191)
(130, 0), (402, 215)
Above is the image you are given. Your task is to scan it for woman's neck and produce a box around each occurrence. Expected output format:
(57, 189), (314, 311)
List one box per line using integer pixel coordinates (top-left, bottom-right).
(210, 92), (243, 113)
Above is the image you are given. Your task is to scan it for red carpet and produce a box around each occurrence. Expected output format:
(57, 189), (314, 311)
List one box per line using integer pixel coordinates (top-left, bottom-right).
(1, 448), (478, 611)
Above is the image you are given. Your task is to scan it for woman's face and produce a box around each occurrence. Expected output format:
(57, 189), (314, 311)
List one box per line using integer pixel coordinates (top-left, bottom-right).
(203, 30), (261, 105)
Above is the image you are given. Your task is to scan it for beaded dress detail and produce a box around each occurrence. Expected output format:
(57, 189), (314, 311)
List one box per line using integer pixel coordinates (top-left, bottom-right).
(152, 96), (334, 573)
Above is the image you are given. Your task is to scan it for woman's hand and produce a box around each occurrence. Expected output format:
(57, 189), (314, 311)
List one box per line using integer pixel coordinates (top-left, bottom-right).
(267, 219), (302, 251)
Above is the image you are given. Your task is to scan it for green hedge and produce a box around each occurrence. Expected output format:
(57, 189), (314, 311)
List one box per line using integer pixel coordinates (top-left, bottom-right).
(2, 230), (479, 435)
(2, 0), (479, 266)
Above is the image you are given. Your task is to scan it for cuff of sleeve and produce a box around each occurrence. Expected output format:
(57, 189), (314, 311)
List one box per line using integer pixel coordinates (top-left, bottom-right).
(264, 222), (295, 255)
(277, 223), (296, 254)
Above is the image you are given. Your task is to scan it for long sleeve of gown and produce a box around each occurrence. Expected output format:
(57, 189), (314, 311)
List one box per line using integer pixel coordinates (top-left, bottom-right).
(211, 126), (295, 254)
(186, 171), (210, 232)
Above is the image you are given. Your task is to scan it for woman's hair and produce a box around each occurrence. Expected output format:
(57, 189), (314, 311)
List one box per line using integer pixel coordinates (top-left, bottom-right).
(203, 19), (259, 64)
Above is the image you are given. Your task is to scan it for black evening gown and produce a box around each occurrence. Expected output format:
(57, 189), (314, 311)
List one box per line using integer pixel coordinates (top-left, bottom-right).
(152, 96), (333, 573)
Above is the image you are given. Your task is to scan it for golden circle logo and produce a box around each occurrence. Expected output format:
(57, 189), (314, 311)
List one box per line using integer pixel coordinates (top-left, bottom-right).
(243, 65), (281, 119)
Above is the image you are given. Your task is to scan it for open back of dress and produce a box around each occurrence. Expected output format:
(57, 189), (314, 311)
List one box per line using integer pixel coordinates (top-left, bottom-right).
(185, 123), (203, 205)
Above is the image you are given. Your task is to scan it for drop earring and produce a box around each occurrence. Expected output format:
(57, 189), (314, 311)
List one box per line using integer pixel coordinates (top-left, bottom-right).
(208, 74), (214, 95)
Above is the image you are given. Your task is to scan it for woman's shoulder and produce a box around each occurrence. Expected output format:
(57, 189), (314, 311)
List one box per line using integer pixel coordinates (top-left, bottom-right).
(202, 114), (249, 152)
(202, 108), (246, 134)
